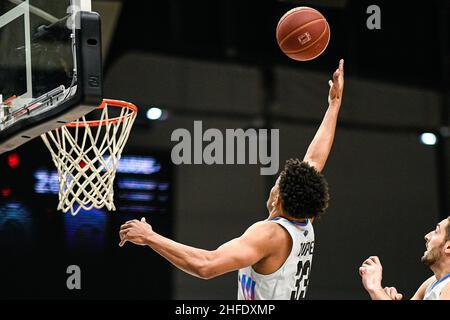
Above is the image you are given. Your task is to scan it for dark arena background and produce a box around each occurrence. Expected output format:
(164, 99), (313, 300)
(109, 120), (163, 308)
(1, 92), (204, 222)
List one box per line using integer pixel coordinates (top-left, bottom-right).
(0, 0), (449, 301)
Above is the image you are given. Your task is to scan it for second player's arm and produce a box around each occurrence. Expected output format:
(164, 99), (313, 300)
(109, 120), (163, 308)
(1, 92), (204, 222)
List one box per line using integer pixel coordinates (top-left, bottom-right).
(374, 276), (436, 300)
(303, 59), (344, 172)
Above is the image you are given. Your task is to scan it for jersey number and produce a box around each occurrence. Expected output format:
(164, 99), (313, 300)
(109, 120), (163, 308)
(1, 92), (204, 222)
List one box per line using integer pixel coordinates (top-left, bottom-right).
(290, 260), (311, 300)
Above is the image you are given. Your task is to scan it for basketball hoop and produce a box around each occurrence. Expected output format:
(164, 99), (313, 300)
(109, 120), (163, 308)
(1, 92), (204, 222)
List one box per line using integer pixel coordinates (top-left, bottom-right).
(41, 99), (138, 216)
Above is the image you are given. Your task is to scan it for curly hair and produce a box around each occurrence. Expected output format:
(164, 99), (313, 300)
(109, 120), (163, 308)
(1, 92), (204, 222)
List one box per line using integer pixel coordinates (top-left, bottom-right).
(278, 159), (330, 219)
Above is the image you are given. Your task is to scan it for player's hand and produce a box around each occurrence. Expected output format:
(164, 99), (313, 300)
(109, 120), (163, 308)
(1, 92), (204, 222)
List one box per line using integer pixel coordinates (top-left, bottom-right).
(119, 217), (154, 247)
(383, 286), (403, 300)
(359, 256), (384, 293)
(328, 59), (344, 107)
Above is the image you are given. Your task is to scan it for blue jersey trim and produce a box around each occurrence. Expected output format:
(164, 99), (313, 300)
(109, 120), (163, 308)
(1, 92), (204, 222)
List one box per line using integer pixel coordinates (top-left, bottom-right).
(430, 273), (450, 292)
(272, 216), (309, 226)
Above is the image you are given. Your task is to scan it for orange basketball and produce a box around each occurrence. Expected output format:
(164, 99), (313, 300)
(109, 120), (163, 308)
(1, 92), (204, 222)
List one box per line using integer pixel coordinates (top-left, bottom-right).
(276, 7), (330, 61)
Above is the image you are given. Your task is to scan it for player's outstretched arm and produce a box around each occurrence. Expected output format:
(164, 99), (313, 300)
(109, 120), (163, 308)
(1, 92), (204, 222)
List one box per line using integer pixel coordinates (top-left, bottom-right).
(119, 218), (278, 279)
(303, 59), (344, 173)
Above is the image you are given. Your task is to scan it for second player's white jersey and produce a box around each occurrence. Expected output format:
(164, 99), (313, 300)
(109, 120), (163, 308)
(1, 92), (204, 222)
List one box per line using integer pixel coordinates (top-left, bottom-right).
(424, 274), (450, 300)
(237, 217), (314, 300)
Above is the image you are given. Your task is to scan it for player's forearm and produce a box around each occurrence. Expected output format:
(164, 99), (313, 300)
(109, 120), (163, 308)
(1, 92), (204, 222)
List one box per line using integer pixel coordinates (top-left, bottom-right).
(303, 103), (341, 172)
(144, 232), (214, 279)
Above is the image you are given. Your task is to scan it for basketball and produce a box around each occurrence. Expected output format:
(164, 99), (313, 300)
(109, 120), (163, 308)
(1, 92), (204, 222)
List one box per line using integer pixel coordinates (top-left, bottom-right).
(276, 7), (330, 61)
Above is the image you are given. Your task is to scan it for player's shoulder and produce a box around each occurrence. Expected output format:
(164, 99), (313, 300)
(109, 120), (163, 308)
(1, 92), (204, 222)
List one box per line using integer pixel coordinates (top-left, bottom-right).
(425, 275), (437, 286)
(412, 275), (436, 300)
(248, 220), (280, 232)
(247, 220), (289, 241)
(420, 275), (436, 291)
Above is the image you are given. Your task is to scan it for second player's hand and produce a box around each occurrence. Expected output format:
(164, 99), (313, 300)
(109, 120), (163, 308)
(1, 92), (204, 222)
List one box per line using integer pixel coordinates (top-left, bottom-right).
(359, 256), (384, 293)
(328, 59), (344, 107)
(384, 287), (403, 300)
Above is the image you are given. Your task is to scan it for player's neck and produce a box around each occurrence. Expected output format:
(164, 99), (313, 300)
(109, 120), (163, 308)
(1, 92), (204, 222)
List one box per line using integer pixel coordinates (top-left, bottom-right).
(268, 206), (309, 224)
(431, 261), (450, 280)
(280, 212), (309, 224)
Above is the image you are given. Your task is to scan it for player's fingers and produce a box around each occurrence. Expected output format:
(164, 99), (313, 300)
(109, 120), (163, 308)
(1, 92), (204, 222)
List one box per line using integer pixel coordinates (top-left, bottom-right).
(339, 59), (344, 72)
(359, 266), (366, 276)
(329, 80), (333, 87)
(361, 262), (371, 269)
(370, 256), (381, 265)
(141, 217), (146, 222)
(333, 70), (339, 81)
(366, 260), (375, 266)
(119, 230), (128, 239)
(119, 233), (129, 246)
(123, 220), (139, 227)
(387, 287), (396, 298)
(384, 287), (392, 297)
(387, 287), (402, 300)
(120, 224), (133, 231)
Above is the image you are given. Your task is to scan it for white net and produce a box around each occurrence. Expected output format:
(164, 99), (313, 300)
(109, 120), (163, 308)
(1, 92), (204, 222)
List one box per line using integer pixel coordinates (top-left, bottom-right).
(41, 100), (138, 216)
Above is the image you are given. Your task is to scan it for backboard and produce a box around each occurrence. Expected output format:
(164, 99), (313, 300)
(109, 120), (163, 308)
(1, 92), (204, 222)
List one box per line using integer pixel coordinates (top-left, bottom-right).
(0, 0), (102, 154)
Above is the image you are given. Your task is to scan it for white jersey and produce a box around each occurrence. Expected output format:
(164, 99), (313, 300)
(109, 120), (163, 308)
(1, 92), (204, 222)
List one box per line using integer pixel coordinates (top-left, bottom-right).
(424, 274), (450, 300)
(237, 217), (314, 300)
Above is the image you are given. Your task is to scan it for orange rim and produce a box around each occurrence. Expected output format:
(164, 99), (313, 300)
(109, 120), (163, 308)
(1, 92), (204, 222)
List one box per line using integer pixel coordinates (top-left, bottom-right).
(66, 99), (138, 127)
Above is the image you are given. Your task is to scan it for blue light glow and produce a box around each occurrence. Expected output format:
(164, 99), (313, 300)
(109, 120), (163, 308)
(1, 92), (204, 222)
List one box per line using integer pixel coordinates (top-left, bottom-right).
(64, 208), (107, 251)
(0, 202), (32, 239)
(117, 178), (158, 190)
(34, 170), (59, 194)
(119, 192), (154, 202)
(118, 205), (157, 213)
(158, 182), (169, 191)
(116, 156), (161, 175)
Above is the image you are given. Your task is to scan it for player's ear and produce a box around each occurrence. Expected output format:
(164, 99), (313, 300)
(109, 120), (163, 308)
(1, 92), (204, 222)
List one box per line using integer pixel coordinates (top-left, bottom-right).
(445, 240), (450, 254)
(273, 192), (281, 207)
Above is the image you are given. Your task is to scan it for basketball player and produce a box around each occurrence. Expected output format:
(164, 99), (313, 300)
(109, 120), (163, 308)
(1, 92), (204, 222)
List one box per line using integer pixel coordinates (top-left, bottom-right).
(119, 59), (345, 300)
(359, 217), (450, 300)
